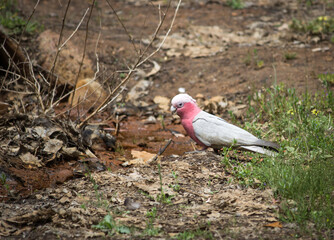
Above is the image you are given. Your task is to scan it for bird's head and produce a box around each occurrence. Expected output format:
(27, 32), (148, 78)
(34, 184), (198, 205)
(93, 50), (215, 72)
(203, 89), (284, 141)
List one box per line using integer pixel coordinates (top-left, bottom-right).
(171, 94), (201, 119)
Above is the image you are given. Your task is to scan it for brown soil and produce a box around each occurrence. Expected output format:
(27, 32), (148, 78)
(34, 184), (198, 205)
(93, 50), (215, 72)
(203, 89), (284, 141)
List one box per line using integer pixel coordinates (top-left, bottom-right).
(1, 0), (333, 239)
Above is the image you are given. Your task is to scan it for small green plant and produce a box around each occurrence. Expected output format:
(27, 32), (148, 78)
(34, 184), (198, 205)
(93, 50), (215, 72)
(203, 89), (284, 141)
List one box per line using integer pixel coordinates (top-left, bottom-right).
(115, 142), (125, 154)
(220, 143), (258, 187)
(318, 72), (334, 87)
(92, 214), (131, 235)
(144, 207), (160, 236)
(290, 16), (334, 37)
(330, 35), (334, 43)
(284, 52), (297, 60)
(156, 163), (173, 204)
(0, 173), (10, 191)
(159, 115), (166, 130)
(85, 170), (110, 209)
(244, 49), (265, 69)
(176, 225), (213, 240)
(80, 203), (86, 210)
(146, 207), (157, 219)
(227, 0), (244, 9)
(169, 171), (180, 192)
(0, 0), (41, 35)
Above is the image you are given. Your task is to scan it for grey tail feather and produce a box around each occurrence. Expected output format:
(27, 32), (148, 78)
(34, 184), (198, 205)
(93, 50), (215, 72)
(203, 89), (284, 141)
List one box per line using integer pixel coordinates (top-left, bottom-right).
(254, 139), (280, 152)
(240, 145), (278, 156)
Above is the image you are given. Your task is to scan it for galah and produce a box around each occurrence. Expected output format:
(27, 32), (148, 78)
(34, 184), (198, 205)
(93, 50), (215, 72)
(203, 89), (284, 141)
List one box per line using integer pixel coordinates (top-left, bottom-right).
(170, 94), (279, 155)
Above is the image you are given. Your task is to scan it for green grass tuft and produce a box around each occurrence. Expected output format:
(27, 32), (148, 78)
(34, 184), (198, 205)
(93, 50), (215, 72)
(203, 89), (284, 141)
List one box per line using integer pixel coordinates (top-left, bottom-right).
(0, 0), (42, 35)
(227, 0), (244, 10)
(290, 16), (334, 37)
(246, 84), (334, 236)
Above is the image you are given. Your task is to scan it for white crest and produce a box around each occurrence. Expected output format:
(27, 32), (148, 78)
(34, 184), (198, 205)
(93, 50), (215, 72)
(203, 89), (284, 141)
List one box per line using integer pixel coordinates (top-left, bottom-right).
(171, 94), (196, 105)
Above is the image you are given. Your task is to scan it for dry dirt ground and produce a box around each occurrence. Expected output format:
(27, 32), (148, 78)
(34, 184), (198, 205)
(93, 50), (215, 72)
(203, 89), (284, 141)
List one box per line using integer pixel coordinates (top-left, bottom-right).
(1, 0), (334, 239)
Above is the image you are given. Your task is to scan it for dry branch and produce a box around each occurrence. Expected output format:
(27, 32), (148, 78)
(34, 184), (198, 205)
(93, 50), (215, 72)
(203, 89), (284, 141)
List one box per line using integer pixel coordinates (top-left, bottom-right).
(77, 0), (182, 128)
(1, 0), (40, 90)
(46, 0), (72, 105)
(67, 0), (96, 116)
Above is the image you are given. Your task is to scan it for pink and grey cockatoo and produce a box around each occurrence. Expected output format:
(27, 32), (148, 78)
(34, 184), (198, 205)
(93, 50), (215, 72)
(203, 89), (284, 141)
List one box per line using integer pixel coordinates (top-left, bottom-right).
(170, 94), (279, 155)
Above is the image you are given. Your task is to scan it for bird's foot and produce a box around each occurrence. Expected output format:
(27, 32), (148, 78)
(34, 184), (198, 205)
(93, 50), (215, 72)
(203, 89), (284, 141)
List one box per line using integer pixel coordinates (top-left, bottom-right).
(185, 147), (207, 154)
(185, 150), (204, 154)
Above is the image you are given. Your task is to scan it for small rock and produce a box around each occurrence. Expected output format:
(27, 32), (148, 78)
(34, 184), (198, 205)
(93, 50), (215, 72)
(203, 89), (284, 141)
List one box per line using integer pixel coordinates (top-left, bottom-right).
(69, 78), (108, 109)
(37, 30), (94, 86)
(35, 194), (43, 200)
(145, 116), (157, 124)
(59, 208), (66, 216)
(59, 196), (69, 204)
(153, 96), (170, 112)
(178, 87), (186, 93)
(126, 80), (152, 104)
(124, 198), (141, 210)
(69, 207), (82, 214)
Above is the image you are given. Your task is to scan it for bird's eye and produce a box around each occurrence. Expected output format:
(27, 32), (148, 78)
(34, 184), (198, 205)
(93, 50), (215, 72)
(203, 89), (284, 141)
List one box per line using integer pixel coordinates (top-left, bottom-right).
(177, 102), (184, 108)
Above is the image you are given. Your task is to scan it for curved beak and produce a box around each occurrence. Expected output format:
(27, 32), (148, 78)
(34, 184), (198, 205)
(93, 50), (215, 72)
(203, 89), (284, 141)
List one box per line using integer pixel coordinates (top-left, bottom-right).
(170, 105), (177, 114)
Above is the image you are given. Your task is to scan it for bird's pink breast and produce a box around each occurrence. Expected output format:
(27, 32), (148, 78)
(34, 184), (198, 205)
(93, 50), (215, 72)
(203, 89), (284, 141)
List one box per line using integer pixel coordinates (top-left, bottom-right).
(181, 118), (206, 147)
(177, 102), (206, 147)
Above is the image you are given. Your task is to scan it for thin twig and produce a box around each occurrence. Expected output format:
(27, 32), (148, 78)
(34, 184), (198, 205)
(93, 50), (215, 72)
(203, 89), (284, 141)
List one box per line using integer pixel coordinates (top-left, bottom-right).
(77, 0), (182, 128)
(93, 11), (102, 80)
(49, 7), (90, 108)
(1, 0), (41, 90)
(68, 0), (96, 117)
(60, 8), (90, 50)
(26, 53), (45, 111)
(137, 0), (181, 67)
(105, 0), (139, 55)
(150, 139), (173, 163)
(47, 0), (72, 105)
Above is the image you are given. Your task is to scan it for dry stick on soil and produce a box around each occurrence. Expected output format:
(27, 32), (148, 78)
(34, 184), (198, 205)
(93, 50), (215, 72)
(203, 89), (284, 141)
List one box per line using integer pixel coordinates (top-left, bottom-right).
(67, 0), (96, 118)
(1, 0), (41, 90)
(77, 0), (182, 129)
(150, 139), (173, 164)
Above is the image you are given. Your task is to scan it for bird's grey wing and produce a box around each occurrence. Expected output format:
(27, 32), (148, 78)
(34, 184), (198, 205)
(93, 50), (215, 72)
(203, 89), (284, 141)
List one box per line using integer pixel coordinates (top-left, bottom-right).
(192, 111), (260, 148)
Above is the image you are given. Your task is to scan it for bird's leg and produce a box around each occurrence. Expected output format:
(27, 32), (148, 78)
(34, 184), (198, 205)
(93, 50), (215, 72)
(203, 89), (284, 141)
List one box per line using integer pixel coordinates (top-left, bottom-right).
(213, 148), (220, 155)
(185, 146), (208, 154)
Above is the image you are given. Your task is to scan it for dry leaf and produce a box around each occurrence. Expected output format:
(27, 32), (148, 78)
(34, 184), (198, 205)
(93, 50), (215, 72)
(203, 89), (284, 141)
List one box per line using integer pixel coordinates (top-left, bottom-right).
(145, 60), (161, 77)
(122, 150), (156, 166)
(264, 221), (283, 228)
(153, 96), (170, 112)
(43, 139), (63, 154)
(19, 152), (43, 167)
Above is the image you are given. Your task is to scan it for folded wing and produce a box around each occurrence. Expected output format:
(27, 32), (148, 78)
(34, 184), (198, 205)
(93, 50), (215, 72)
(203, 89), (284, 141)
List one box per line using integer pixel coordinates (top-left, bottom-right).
(192, 111), (279, 153)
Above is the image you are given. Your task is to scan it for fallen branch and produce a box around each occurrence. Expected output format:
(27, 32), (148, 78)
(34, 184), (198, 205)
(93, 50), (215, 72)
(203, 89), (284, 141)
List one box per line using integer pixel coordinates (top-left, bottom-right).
(150, 139), (173, 164)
